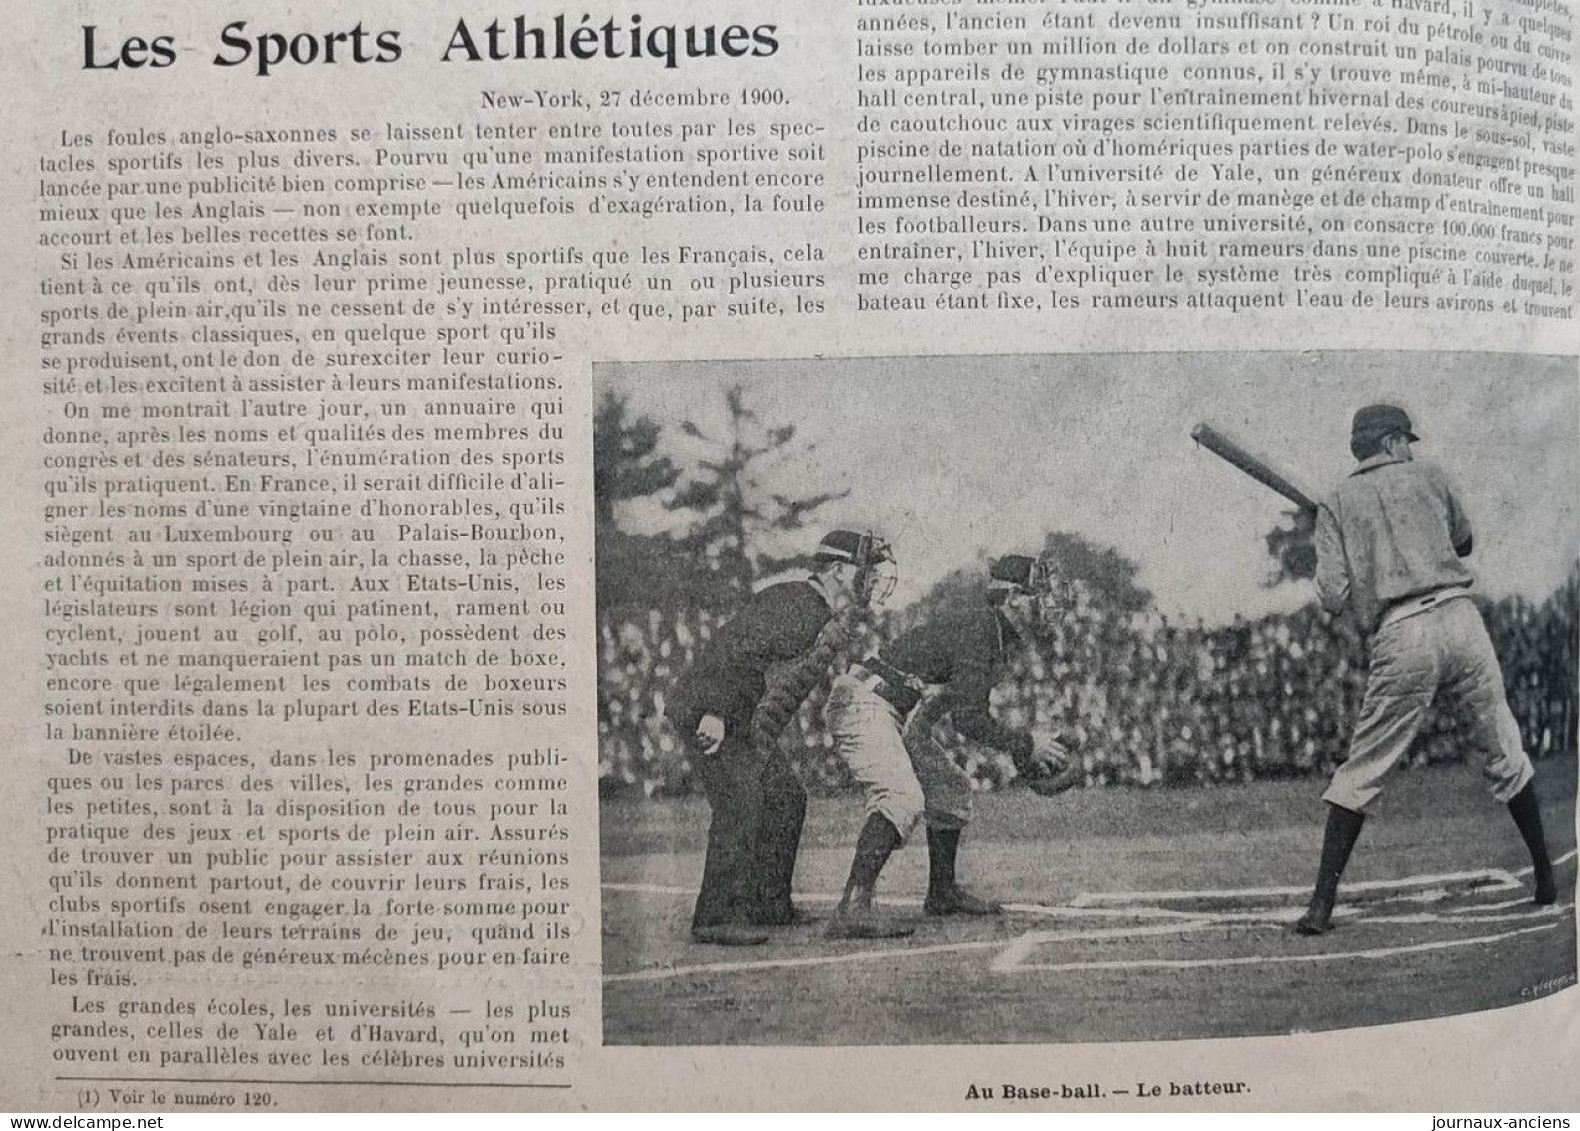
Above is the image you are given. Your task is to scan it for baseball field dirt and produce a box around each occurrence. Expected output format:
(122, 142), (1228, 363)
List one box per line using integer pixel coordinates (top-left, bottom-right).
(600, 755), (1577, 1045)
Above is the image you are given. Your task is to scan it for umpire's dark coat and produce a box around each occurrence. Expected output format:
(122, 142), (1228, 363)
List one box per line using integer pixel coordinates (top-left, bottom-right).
(667, 579), (833, 928)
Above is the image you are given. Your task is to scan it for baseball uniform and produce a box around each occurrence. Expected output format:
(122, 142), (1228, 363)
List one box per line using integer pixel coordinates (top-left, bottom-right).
(1295, 405), (1555, 935)
(1313, 454), (1532, 811)
(827, 606), (1033, 840)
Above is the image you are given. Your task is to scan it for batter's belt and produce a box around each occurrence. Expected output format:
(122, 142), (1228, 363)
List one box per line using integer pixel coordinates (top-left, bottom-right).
(1376, 584), (1473, 633)
(850, 655), (926, 717)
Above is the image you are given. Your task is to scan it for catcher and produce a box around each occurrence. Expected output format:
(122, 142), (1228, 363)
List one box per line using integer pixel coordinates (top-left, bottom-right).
(823, 554), (1081, 939)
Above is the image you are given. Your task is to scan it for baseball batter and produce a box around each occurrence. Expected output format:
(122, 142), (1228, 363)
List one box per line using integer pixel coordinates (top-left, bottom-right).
(666, 529), (894, 946)
(1294, 404), (1557, 935)
(823, 554), (1079, 939)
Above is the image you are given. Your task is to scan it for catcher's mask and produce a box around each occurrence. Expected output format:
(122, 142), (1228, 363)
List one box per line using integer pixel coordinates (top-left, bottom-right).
(852, 532), (897, 609)
(991, 556), (1073, 632)
(814, 529), (897, 609)
(1029, 559), (1079, 630)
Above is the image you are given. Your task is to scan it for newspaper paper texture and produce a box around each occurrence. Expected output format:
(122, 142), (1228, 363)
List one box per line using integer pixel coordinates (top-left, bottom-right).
(1, 0), (1576, 1113)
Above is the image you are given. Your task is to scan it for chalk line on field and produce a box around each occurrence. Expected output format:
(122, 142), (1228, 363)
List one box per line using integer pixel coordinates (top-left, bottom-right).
(998, 921), (1562, 975)
(601, 863), (1570, 984)
(604, 846), (1574, 907)
(1001, 901), (1348, 924)
(603, 860), (1569, 932)
(604, 936), (1008, 984)
(1324, 907), (1566, 926)
(605, 881), (725, 897)
(607, 919), (1228, 984)
(606, 885), (1374, 923)
(1513, 847), (1578, 876)
(1429, 906), (1569, 923)
(990, 920), (1214, 972)
(999, 902), (1562, 933)
(1067, 868), (1519, 907)
(603, 906), (1568, 985)
(1447, 896), (1537, 913)
(603, 881), (911, 908)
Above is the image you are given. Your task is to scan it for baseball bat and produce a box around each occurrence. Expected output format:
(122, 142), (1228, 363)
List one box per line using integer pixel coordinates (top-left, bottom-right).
(1190, 422), (1318, 515)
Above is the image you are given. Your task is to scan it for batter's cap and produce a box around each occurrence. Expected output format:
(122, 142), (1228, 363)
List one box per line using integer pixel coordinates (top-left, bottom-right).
(815, 529), (894, 566)
(1352, 403), (1419, 445)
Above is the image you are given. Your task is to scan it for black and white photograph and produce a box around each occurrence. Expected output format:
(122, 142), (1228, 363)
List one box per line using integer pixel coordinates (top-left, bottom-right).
(596, 351), (1578, 1045)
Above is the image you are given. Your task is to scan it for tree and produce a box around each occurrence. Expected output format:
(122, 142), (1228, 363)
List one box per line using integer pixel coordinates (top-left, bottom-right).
(905, 532), (1153, 626)
(1264, 507), (1318, 586)
(592, 391), (680, 526)
(595, 525), (739, 615)
(895, 560), (990, 629)
(1039, 531), (1152, 614)
(667, 383), (848, 594)
(594, 391), (716, 615)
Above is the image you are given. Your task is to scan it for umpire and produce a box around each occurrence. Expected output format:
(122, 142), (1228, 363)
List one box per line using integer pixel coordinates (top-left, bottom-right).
(666, 530), (895, 946)
(1295, 404), (1558, 935)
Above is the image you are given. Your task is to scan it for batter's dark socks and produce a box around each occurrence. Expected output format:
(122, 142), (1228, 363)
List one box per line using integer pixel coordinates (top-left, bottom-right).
(925, 826), (960, 901)
(1507, 781), (1556, 904)
(841, 813), (901, 908)
(1294, 803), (1366, 935)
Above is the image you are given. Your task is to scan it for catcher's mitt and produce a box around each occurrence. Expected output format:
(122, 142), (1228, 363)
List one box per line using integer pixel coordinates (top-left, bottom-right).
(1016, 733), (1083, 796)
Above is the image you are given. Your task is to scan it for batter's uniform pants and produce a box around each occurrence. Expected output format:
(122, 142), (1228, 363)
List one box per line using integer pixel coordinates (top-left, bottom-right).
(824, 674), (972, 839)
(1324, 595), (1535, 814)
(689, 722), (807, 930)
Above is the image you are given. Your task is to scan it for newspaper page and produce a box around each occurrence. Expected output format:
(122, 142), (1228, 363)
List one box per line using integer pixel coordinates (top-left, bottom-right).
(0, 0), (1576, 1114)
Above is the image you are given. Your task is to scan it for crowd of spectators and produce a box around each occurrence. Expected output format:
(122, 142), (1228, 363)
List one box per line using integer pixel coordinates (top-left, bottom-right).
(598, 569), (1579, 798)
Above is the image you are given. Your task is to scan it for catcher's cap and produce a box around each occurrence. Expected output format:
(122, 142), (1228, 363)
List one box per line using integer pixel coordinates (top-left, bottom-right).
(815, 529), (894, 566)
(1352, 404), (1419, 445)
(988, 554), (1038, 594)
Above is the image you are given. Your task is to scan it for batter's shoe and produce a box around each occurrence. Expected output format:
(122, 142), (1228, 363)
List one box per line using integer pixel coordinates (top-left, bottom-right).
(1291, 912), (1332, 936)
(824, 909), (915, 940)
(691, 924), (771, 947)
(1533, 870), (1558, 906)
(751, 903), (818, 927)
(1292, 804), (1365, 937)
(1291, 900), (1335, 936)
(923, 887), (1003, 917)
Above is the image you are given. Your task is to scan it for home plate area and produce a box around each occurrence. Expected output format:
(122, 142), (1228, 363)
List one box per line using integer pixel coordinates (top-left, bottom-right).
(993, 862), (1570, 975)
(607, 858), (1570, 984)
(601, 850), (1576, 1043)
